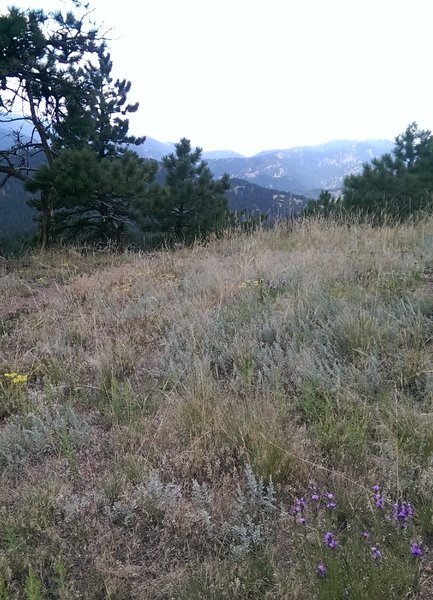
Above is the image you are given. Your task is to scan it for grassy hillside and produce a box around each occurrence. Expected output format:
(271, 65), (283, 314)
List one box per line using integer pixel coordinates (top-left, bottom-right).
(1, 218), (433, 598)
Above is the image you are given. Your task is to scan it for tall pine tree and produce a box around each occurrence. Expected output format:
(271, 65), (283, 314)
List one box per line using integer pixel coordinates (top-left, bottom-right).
(143, 138), (230, 244)
(0, 2), (151, 247)
(0, 4), (103, 246)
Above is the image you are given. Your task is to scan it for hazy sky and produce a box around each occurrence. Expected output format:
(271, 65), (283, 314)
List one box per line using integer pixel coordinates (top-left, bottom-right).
(4, 0), (433, 156)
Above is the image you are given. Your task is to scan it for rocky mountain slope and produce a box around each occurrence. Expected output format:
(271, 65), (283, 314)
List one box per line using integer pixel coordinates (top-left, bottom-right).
(226, 178), (307, 217)
(205, 140), (394, 198)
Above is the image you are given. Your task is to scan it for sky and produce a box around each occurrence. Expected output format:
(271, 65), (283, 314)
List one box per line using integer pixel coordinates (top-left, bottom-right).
(3, 0), (433, 156)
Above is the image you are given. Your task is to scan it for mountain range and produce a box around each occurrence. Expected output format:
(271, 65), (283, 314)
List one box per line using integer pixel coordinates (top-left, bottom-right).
(203, 139), (394, 198)
(134, 137), (246, 162)
(135, 137), (394, 198)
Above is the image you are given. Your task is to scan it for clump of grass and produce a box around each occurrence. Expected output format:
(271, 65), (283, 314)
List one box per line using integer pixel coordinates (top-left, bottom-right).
(24, 566), (44, 600)
(97, 376), (150, 425)
(0, 273), (33, 301)
(0, 483), (60, 585)
(299, 381), (371, 469)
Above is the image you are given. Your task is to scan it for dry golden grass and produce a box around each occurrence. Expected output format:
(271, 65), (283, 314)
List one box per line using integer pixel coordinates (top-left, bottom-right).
(1, 217), (433, 597)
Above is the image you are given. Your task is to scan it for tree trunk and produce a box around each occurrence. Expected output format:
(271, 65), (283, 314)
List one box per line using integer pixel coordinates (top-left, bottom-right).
(40, 190), (53, 250)
(114, 220), (124, 251)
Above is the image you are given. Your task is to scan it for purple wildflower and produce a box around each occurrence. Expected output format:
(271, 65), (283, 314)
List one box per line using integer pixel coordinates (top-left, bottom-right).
(362, 531), (369, 539)
(317, 563), (327, 577)
(410, 543), (423, 557)
(323, 531), (333, 544)
(309, 484), (320, 501)
(371, 547), (381, 560)
(324, 491), (336, 509)
(292, 497), (306, 514)
(373, 484), (385, 509)
(323, 531), (338, 548)
(374, 491), (384, 509)
(393, 500), (412, 528)
(298, 517), (306, 525)
(375, 496), (384, 509)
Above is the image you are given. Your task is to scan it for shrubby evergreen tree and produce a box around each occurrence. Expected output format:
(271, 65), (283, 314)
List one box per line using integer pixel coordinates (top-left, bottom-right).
(302, 190), (340, 218)
(27, 149), (157, 247)
(343, 123), (433, 221)
(143, 138), (231, 244)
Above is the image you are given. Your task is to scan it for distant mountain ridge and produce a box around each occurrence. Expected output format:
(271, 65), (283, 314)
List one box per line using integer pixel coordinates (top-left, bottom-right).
(203, 150), (246, 160)
(204, 139), (394, 198)
(135, 138), (394, 198)
(135, 139), (246, 161)
(135, 138), (175, 161)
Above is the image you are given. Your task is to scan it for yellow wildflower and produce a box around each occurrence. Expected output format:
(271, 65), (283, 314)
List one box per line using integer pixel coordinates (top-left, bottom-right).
(3, 372), (28, 384)
(4, 372), (18, 379)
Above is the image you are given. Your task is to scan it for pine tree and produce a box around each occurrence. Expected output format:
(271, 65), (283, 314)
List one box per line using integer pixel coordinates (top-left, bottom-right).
(55, 49), (145, 159)
(343, 123), (433, 221)
(302, 190), (338, 218)
(143, 138), (230, 244)
(0, 4), (103, 246)
(27, 149), (157, 247)
(0, 2), (149, 247)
